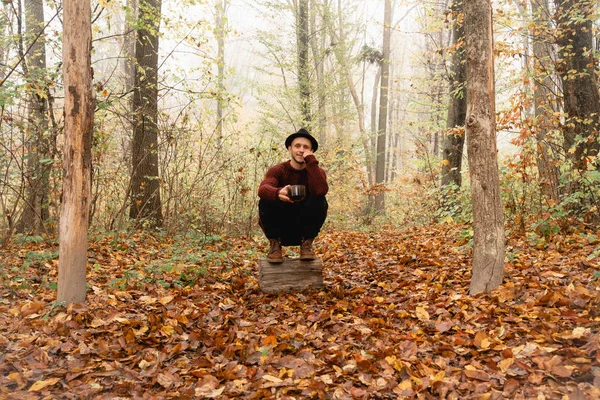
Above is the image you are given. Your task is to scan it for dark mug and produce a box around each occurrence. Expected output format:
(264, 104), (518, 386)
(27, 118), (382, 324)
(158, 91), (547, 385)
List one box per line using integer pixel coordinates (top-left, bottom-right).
(288, 185), (306, 202)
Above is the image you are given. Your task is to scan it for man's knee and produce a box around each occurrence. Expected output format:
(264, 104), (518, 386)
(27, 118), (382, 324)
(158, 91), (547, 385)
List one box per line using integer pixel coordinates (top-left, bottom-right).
(305, 196), (328, 212)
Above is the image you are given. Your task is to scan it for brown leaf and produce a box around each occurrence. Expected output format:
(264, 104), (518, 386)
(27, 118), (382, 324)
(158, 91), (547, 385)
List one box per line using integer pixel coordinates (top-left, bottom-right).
(463, 365), (490, 381)
(435, 319), (454, 333)
(551, 365), (574, 378)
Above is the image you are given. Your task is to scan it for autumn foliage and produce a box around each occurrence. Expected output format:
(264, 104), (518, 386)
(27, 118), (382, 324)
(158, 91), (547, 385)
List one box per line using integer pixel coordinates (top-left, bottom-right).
(1, 224), (599, 398)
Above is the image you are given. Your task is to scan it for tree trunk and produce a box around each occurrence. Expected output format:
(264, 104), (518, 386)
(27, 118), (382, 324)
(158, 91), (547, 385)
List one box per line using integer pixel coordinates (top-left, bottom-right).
(123, 0), (138, 93)
(531, 0), (560, 201)
(385, 77), (395, 183)
(0, 2), (9, 81)
(130, 0), (163, 228)
(310, 0), (327, 146)
(16, 0), (50, 235)
(296, 0), (311, 126)
(464, 0), (505, 295)
(122, 0), (138, 172)
(441, 0), (466, 188)
(58, 0), (93, 304)
(215, 0), (228, 140)
(555, 0), (600, 171)
(329, 0), (372, 187)
(371, 64), (381, 173)
(374, 0), (392, 212)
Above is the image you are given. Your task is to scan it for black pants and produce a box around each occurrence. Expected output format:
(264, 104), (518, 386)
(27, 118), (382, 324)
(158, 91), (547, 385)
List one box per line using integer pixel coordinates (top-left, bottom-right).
(259, 196), (328, 246)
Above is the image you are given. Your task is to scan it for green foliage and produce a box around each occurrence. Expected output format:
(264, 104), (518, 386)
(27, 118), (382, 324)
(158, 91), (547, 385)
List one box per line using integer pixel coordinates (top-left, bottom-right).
(13, 235), (46, 245)
(434, 183), (472, 224)
(0, 81), (20, 107)
(586, 237), (600, 261)
(22, 250), (58, 268)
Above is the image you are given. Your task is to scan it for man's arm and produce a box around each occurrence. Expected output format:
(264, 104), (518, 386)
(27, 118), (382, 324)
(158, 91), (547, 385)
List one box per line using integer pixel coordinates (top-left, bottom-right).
(304, 155), (329, 196)
(258, 164), (293, 202)
(257, 165), (282, 201)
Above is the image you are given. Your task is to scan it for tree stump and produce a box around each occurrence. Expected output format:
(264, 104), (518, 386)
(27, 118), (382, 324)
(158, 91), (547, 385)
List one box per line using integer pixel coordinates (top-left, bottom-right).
(258, 258), (323, 294)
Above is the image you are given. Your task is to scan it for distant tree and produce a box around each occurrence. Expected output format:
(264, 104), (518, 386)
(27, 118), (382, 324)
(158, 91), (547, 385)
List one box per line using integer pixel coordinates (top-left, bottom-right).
(16, 0), (51, 235)
(58, 0), (93, 304)
(296, 0), (312, 127)
(374, 0), (392, 213)
(530, 0), (560, 201)
(367, 45), (382, 181)
(328, 2), (372, 184)
(309, 0), (328, 145)
(130, 0), (163, 228)
(214, 0), (229, 140)
(441, 0), (466, 188)
(123, 0), (138, 94)
(0, 3), (7, 81)
(464, 0), (505, 294)
(554, 0), (600, 172)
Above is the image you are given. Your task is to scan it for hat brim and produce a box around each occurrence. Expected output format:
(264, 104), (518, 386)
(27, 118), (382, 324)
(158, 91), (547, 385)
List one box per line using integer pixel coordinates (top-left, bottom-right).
(284, 132), (318, 151)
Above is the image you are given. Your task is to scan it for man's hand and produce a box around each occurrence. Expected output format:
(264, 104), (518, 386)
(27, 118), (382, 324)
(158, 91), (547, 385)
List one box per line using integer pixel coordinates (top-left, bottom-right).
(278, 185), (293, 203)
(302, 149), (314, 160)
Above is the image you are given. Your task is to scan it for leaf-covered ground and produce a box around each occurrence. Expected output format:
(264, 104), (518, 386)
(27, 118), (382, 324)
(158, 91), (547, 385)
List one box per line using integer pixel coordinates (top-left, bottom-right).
(1, 225), (599, 399)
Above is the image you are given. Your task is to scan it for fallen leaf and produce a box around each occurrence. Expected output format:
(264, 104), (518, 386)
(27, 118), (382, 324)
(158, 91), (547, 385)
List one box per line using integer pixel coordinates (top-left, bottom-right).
(415, 306), (430, 321)
(28, 378), (61, 392)
(464, 365), (490, 381)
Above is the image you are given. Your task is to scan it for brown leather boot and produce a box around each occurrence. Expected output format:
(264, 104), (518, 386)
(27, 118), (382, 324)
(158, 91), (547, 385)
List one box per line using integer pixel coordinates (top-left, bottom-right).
(267, 239), (283, 263)
(300, 238), (316, 260)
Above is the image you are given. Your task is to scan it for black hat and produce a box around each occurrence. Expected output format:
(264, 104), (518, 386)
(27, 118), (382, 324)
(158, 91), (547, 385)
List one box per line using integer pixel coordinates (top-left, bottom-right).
(284, 128), (319, 152)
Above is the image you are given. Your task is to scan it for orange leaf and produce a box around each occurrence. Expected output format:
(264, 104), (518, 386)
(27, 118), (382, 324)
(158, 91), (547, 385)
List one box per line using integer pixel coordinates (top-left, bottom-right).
(263, 335), (277, 346)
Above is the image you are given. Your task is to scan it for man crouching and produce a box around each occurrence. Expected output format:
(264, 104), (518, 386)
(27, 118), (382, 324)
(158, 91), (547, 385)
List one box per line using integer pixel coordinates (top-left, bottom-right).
(257, 128), (329, 263)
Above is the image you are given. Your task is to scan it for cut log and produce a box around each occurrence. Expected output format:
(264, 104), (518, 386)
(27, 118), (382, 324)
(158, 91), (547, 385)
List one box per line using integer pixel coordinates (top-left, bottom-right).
(258, 258), (323, 294)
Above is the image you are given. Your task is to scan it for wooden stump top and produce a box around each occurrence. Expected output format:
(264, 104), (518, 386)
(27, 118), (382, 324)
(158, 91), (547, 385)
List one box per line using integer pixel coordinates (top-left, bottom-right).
(258, 258), (323, 294)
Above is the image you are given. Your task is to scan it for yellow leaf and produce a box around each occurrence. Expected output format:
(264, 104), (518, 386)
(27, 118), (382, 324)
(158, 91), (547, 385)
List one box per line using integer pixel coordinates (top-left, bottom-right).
(29, 378), (61, 392)
(160, 325), (175, 336)
(415, 306), (430, 321)
(396, 380), (412, 390)
(90, 318), (106, 328)
(140, 296), (157, 305)
(572, 327), (588, 338)
(135, 325), (149, 336)
(386, 356), (405, 372)
(497, 358), (514, 373)
(262, 374), (282, 383)
(159, 295), (174, 305)
(431, 370), (445, 383)
(474, 331), (490, 350)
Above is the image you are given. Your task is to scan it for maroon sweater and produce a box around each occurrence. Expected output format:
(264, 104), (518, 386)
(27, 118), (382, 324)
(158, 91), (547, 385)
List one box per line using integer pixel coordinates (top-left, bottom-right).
(258, 155), (329, 201)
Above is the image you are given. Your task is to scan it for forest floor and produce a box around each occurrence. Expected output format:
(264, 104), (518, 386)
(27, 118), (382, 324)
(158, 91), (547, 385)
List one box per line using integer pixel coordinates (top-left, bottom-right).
(0, 224), (599, 399)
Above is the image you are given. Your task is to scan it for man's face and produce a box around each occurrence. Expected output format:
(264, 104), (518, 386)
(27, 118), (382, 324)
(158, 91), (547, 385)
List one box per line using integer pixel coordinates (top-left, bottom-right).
(288, 137), (313, 165)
